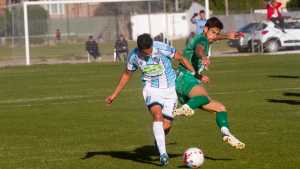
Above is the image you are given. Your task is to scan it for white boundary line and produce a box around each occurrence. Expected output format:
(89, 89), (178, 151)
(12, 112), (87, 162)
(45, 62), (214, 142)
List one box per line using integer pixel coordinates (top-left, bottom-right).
(0, 87), (299, 105)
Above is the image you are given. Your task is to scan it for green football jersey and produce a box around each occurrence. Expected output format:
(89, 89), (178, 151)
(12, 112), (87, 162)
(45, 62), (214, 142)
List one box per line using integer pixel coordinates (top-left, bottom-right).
(178, 33), (209, 74)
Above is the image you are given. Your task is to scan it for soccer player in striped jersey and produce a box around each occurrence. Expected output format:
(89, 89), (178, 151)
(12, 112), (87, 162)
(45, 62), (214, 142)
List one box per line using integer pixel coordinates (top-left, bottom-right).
(106, 33), (195, 166)
(174, 17), (245, 149)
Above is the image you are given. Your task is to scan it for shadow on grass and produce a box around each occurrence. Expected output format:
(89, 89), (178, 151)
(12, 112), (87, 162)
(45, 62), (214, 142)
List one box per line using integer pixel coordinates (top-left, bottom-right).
(284, 92), (300, 97)
(204, 155), (235, 161)
(268, 75), (299, 79)
(177, 155), (235, 168)
(81, 144), (181, 166)
(267, 99), (300, 105)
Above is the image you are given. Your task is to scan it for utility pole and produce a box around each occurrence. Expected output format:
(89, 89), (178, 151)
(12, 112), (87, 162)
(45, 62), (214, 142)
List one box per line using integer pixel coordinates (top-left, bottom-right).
(225, 0), (229, 16)
(163, 0), (168, 42)
(205, 0), (209, 19)
(175, 0), (179, 12)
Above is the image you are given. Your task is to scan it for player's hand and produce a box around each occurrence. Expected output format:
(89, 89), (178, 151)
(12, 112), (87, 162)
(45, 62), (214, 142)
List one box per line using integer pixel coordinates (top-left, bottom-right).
(227, 32), (241, 40)
(105, 95), (115, 105)
(233, 32), (245, 39)
(200, 75), (209, 83)
(202, 56), (210, 69)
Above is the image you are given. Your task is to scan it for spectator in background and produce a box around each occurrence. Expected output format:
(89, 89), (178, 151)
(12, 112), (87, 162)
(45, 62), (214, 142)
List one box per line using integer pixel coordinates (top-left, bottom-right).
(55, 29), (61, 42)
(154, 33), (171, 45)
(97, 33), (104, 43)
(190, 10), (207, 34)
(267, 0), (286, 33)
(114, 34), (128, 62)
(154, 33), (164, 42)
(86, 35), (101, 61)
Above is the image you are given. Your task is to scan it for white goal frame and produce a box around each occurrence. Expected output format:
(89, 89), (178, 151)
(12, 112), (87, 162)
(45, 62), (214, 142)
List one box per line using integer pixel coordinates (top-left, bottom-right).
(23, 0), (159, 65)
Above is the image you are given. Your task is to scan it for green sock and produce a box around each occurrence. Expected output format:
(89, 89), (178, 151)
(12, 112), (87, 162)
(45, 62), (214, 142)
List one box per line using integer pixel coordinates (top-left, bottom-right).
(186, 96), (209, 109)
(216, 111), (229, 128)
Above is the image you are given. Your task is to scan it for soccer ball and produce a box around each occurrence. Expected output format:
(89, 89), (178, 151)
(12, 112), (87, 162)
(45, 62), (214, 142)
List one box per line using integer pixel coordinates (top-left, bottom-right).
(183, 147), (204, 168)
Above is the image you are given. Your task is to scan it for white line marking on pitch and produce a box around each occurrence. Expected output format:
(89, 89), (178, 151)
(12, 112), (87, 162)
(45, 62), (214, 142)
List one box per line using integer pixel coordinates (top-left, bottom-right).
(0, 87), (299, 105)
(0, 88), (141, 104)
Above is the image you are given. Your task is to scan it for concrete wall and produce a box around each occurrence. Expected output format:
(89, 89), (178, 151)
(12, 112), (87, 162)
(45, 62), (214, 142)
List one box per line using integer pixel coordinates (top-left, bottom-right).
(131, 13), (189, 40)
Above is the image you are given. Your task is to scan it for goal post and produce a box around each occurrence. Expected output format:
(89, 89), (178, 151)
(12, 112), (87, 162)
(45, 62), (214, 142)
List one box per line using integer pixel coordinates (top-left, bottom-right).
(22, 0), (159, 65)
(205, 0), (210, 19)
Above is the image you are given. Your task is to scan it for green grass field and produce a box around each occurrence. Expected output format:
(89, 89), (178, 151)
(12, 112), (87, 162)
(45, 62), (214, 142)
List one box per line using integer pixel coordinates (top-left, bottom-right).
(0, 54), (299, 169)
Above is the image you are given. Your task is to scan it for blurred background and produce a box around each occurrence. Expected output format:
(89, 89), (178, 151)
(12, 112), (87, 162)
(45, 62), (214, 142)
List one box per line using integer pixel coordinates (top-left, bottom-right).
(0, 0), (299, 66)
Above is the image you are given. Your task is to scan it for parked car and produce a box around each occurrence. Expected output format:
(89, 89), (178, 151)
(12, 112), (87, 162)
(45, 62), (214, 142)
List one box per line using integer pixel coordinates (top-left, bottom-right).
(228, 22), (266, 52)
(252, 20), (300, 52)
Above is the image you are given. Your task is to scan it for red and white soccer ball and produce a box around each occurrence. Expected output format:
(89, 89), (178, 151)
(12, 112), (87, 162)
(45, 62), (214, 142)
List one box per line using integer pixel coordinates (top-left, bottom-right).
(183, 147), (204, 168)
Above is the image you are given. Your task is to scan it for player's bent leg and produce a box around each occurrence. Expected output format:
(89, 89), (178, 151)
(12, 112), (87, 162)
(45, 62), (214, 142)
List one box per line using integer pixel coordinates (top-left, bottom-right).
(188, 85), (209, 98)
(155, 117), (171, 155)
(149, 104), (169, 165)
(163, 118), (172, 135)
(201, 100), (245, 149)
(174, 85), (209, 117)
(201, 100), (226, 113)
(161, 95), (176, 134)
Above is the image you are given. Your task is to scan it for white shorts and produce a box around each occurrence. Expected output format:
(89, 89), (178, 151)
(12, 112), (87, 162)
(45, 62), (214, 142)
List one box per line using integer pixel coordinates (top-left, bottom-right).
(142, 86), (177, 119)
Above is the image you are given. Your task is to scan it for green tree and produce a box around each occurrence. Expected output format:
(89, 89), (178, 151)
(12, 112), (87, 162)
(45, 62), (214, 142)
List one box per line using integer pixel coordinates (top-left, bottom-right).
(179, 0), (261, 14)
(287, 0), (300, 10)
(0, 9), (12, 36)
(28, 5), (49, 36)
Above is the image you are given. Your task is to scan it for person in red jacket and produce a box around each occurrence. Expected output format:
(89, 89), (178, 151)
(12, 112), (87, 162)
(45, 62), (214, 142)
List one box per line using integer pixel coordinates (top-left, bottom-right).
(267, 0), (286, 32)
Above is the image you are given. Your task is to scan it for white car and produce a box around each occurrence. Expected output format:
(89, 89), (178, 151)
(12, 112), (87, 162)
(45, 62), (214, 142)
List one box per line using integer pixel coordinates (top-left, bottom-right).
(228, 22), (266, 52)
(253, 20), (300, 52)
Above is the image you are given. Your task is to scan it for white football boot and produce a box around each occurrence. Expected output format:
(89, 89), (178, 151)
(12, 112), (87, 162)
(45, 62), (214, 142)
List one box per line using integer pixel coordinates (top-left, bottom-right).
(173, 104), (194, 117)
(223, 134), (245, 149)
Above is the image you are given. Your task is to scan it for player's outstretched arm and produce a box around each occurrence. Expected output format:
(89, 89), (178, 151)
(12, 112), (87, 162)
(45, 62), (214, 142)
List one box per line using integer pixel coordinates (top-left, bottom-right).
(174, 51), (196, 74)
(216, 32), (241, 41)
(196, 44), (210, 71)
(105, 70), (133, 105)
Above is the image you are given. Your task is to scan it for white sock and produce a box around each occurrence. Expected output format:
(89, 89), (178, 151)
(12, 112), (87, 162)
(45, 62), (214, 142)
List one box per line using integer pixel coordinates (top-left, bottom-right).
(153, 121), (167, 156)
(221, 127), (231, 136)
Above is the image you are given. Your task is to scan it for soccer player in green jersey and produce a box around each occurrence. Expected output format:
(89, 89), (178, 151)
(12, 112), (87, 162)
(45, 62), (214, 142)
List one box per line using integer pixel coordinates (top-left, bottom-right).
(174, 17), (245, 149)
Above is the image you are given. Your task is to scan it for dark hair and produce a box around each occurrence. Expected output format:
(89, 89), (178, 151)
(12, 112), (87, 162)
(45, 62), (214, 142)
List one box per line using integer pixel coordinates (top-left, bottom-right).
(137, 33), (153, 51)
(205, 17), (223, 30)
(199, 10), (205, 13)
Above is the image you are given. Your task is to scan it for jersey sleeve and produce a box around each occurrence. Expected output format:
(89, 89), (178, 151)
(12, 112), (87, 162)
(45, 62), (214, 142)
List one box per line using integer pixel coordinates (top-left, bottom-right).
(126, 50), (138, 72)
(192, 36), (209, 56)
(153, 41), (176, 58)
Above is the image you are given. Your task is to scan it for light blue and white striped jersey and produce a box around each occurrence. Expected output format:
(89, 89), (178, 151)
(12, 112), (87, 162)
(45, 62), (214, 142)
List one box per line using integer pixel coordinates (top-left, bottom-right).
(127, 41), (177, 89)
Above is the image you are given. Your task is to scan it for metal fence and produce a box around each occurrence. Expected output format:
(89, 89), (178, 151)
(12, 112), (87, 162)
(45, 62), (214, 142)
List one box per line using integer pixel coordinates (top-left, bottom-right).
(1, 1), (300, 67)
(0, 1), (166, 66)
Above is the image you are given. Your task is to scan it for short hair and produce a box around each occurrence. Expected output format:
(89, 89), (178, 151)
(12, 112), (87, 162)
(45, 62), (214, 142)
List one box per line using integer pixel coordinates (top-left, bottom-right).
(89, 35), (93, 39)
(137, 33), (153, 51)
(199, 10), (205, 13)
(205, 17), (223, 30)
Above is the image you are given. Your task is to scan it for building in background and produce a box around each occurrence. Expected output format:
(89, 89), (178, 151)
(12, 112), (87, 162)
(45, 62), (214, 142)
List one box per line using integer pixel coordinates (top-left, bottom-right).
(44, 3), (98, 18)
(0, 0), (99, 18)
(0, 0), (6, 15)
